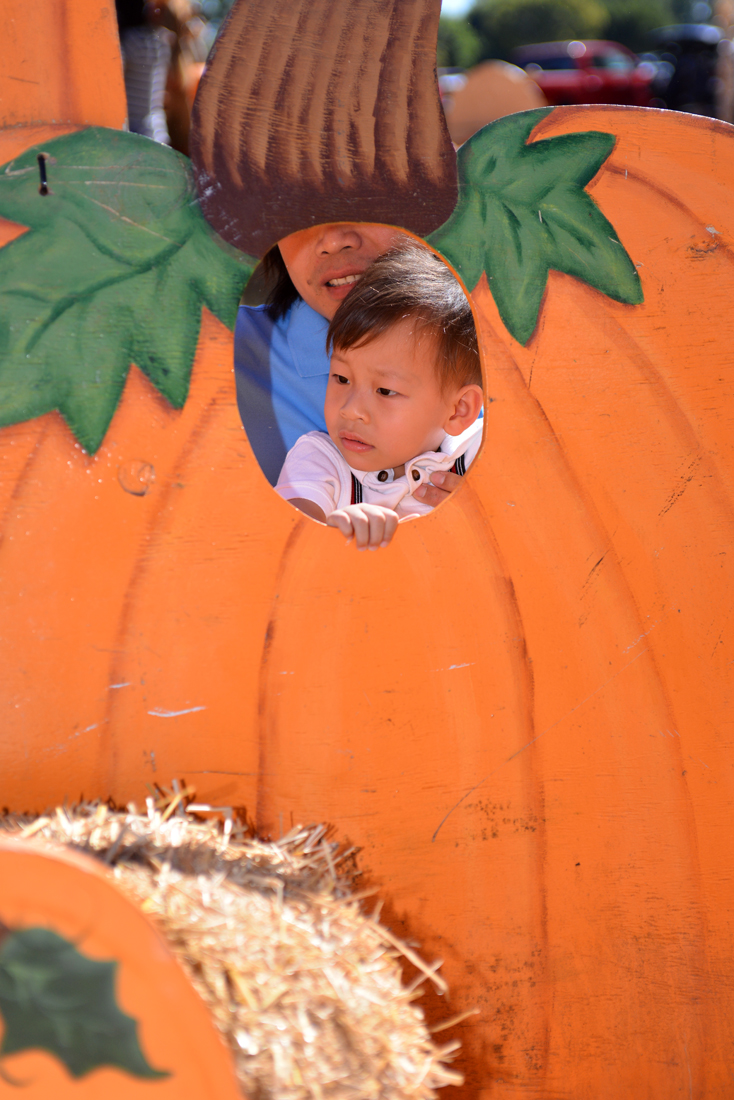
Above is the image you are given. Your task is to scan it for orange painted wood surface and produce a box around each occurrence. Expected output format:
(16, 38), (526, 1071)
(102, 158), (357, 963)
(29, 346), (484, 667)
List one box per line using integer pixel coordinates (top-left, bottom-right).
(0, 0), (126, 130)
(0, 840), (242, 1099)
(1, 6), (734, 1098)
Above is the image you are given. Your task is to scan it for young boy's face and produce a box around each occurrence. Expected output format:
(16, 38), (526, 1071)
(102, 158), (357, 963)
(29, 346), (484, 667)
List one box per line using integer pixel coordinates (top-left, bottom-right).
(325, 319), (477, 474)
(278, 223), (402, 320)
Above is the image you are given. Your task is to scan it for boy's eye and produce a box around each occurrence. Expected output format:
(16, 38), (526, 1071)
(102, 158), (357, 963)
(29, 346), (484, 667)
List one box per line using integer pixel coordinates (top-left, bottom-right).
(376, 387), (398, 397)
(332, 374), (350, 385)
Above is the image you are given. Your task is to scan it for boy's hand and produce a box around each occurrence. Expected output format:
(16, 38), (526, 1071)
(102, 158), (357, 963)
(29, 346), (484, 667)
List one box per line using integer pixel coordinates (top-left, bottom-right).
(327, 503), (399, 550)
(412, 469), (462, 507)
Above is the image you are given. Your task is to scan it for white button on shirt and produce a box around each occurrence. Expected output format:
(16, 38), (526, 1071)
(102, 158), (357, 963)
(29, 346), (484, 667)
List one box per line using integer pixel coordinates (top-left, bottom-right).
(275, 420), (483, 518)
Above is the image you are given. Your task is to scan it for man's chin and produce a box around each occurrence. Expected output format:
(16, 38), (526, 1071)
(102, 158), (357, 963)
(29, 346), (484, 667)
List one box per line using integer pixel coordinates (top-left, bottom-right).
(322, 283), (358, 315)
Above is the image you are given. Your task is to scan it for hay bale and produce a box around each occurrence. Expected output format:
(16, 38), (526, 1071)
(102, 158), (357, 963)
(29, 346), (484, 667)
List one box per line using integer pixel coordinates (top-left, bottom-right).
(1, 793), (464, 1099)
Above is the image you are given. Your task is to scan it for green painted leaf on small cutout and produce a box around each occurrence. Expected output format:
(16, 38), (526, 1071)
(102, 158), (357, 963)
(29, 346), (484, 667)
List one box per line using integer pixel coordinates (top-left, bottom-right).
(428, 108), (643, 345)
(0, 128), (255, 453)
(0, 927), (169, 1079)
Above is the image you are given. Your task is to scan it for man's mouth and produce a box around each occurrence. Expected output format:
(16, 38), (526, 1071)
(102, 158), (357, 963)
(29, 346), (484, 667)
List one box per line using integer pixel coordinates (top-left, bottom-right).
(326, 273), (362, 288)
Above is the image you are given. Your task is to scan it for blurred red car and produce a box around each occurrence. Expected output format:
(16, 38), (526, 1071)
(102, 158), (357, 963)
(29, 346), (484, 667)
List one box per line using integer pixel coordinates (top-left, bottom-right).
(511, 40), (656, 107)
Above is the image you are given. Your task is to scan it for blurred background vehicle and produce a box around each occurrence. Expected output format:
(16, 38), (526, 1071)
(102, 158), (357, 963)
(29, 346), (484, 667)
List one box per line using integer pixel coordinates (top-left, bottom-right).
(645, 22), (723, 113)
(510, 39), (655, 106)
(115, 0), (734, 155)
(436, 0), (734, 141)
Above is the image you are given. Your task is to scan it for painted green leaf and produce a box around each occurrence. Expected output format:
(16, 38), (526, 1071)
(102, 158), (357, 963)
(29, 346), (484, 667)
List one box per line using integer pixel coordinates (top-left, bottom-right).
(0, 128), (255, 453)
(428, 107), (643, 345)
(0, 927), (169, 1079)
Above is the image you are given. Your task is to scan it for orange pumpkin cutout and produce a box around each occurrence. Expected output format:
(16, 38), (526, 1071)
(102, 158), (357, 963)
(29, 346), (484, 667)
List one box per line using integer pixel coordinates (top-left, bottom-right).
(0, 840), (241, 1099)
(2, 3), (734, 1098)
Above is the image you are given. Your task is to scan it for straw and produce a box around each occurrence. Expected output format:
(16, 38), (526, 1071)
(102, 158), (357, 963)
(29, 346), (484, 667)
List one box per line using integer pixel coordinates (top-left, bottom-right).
(1, 793), (464, 1099)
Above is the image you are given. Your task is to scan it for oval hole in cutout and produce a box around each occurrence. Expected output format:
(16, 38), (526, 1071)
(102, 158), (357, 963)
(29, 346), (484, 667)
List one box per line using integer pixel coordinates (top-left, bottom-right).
(232, 232), (485, 547)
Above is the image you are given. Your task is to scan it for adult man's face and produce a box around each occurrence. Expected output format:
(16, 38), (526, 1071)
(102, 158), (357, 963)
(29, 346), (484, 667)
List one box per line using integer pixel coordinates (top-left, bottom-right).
(278, 223), (403, 320)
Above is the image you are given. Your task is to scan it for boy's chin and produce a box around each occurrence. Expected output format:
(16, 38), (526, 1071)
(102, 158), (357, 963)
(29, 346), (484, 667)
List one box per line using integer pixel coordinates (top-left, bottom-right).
(334, 446), (403, 474)
(347, 458), (409, 478)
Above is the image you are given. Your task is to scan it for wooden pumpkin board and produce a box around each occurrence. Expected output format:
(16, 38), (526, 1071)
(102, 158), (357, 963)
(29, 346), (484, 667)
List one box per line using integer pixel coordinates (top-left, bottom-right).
(1, 2), (733, 1097)
(0, 839), (241, 1098)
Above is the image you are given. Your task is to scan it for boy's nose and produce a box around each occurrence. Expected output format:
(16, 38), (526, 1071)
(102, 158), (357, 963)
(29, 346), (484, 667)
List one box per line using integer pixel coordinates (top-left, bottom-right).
(340, 390), (369, 422)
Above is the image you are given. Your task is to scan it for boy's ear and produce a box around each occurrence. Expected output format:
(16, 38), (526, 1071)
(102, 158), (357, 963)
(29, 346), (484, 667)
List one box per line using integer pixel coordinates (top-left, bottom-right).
(444, 384), (483, 436)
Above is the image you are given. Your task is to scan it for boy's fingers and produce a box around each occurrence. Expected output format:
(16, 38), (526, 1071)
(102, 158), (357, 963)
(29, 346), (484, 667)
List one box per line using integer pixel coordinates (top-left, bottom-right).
(367, 509), (391, 548)
(328, 506), (399, 549)
(379, 510), (399, 547)
(326, 511), (355, 539)
(368, 507), (400, 549)
(327, 508), (372, 547)
(413, 469), (463, 506)
(369, 511), (386, 549)
(349, 510), (372, 549)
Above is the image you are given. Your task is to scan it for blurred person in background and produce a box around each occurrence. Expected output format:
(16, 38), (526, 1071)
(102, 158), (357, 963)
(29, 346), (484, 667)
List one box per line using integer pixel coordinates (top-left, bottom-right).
(152, 0), (210, 155)
(116, 0), (173, 143)
(116, 0), (209, 152)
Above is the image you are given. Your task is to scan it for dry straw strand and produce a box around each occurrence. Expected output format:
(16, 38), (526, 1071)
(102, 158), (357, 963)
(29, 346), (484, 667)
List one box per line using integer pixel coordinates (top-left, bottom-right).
(0, 796), (466, 1100)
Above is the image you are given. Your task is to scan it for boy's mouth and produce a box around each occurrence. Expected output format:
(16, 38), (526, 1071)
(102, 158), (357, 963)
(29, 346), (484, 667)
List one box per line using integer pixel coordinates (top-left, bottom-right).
(339, 431), (373, 453)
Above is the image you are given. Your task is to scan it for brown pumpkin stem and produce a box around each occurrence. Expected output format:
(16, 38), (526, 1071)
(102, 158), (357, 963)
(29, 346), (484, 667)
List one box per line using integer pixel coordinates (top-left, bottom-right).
(190, 0), (457, 255)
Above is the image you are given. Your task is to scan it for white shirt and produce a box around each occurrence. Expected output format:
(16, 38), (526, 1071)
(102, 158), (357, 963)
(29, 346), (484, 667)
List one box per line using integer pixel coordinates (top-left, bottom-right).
(275, 420), (483, 518)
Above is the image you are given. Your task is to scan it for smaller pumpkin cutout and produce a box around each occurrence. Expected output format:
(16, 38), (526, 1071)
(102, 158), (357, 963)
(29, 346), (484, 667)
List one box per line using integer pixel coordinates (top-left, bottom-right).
(0, 839), (241, 1100)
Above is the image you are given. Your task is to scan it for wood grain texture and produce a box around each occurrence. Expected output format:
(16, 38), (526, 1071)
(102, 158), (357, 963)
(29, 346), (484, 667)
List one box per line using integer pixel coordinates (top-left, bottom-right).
(0, 0), (125, 129)
(189, 0), (457, 255)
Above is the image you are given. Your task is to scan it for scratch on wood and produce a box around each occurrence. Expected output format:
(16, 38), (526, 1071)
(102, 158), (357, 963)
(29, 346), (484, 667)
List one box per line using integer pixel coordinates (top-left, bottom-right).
(659, 455), (701, 516)
(578, 551), (609, 627)
(148, 705), (206, 717)
(622, 618), (660, 654)
(83, 195), (176, 242)
(185, 770), (257, 776)
(432, 648), (651, 842)
(582, 552), (607, 590)
(430, 662), (474, 671)
(432, 777), (488, 843)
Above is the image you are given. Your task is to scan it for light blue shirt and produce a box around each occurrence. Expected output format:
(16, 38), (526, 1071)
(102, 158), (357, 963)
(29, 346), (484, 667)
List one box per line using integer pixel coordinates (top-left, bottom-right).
(234, 300), (330, 485)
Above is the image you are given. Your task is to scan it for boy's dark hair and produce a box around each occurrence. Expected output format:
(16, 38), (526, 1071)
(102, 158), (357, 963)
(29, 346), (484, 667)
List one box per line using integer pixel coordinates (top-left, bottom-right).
(327, 241), (481, 390)
(263, 246), (299, 321)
